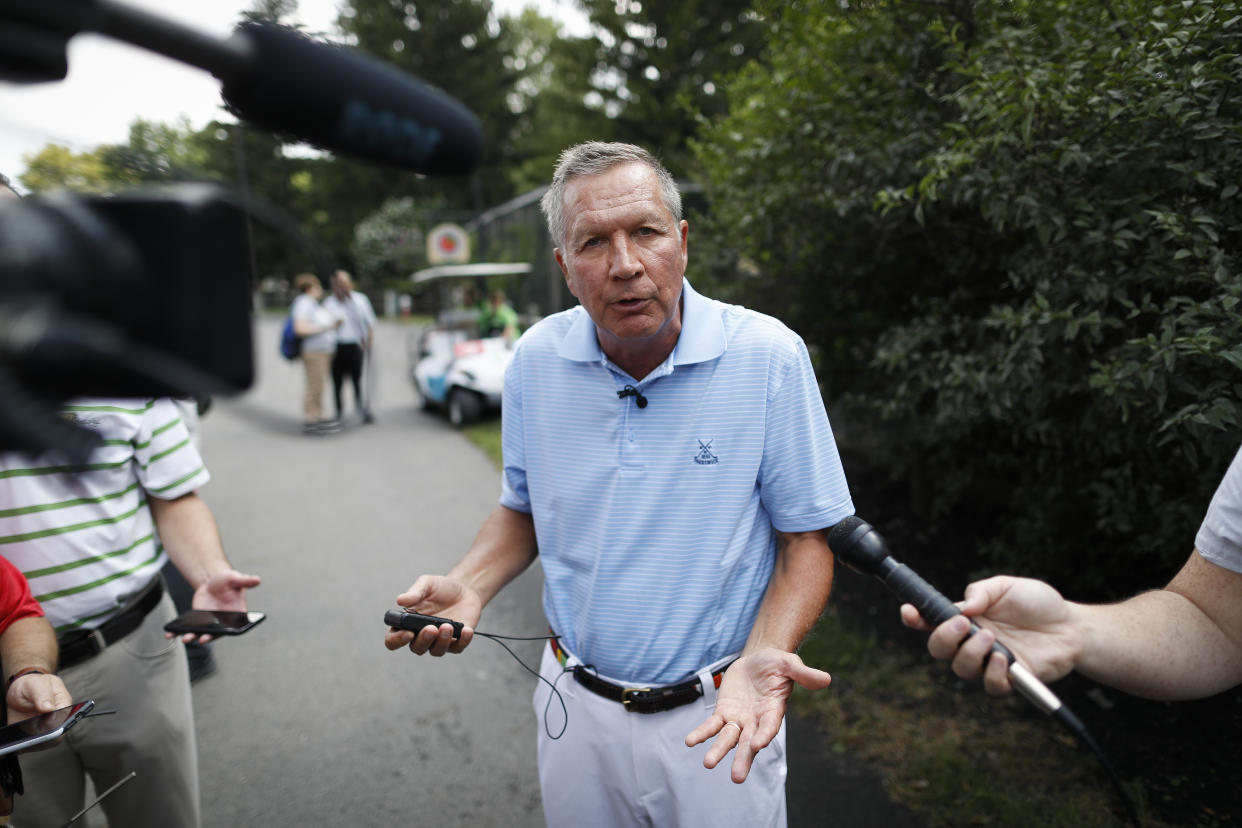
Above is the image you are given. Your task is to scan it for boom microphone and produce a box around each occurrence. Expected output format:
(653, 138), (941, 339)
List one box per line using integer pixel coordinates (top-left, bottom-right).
(828, 515), (1139, 823)
(218, 22), (484, 176)
(0, 0), (484, 175)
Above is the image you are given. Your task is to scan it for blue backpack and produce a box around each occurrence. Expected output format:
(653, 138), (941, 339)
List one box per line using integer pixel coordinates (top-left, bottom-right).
(279, 316), (302, 360)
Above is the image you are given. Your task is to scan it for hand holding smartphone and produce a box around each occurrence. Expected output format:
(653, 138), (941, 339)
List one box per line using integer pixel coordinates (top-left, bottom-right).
(0, 700), (95, 757)
(163, 609), (266, 636)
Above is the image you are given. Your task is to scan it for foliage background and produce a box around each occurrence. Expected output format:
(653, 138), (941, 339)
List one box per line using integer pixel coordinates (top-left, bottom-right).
(692, 0), (1242, 603)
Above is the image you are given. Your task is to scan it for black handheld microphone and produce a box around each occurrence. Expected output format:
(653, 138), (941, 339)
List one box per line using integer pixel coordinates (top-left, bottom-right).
(828, 515), (1139, 823)
(617, 385), (648, 408)
(828, 516), (1065, 715)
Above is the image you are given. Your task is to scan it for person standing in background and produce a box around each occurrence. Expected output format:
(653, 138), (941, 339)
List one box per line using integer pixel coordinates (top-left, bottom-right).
(477, 287), (521, 342)
(323, 270), (377, 425)
(290, 273), (341, 435)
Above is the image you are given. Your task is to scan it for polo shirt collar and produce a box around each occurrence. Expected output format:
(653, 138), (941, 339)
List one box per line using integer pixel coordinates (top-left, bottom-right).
(558, 278), (726, 368)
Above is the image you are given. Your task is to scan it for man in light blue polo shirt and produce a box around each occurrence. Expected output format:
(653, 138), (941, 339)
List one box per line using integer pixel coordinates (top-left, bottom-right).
(386, 142), (854, 827)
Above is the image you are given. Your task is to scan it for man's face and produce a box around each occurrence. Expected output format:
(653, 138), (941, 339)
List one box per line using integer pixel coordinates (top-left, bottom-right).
(333, 274), (351, 297)
(554, 162), (688, 365)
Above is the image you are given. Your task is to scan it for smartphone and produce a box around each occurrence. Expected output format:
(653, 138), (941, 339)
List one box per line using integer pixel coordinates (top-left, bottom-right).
(384, 610), (463, 640)
(163, 609), (266, 636)
(0, 700), (95, 757)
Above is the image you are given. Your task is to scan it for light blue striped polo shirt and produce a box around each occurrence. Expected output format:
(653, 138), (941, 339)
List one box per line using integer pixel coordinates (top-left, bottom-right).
(500, 279), (854, 685)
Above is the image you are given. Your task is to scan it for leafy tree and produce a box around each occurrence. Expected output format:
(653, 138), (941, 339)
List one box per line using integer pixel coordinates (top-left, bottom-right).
(97, 118), (209, 185)
(337, 0), (524, 210)
(194, 119), (327, 285)
(19, 144), (110, 193)
(502, 8), (614, 193)
(695, 0), (1242, 598)
(577, 0), (767, 176)
(352, 195), (440, 288)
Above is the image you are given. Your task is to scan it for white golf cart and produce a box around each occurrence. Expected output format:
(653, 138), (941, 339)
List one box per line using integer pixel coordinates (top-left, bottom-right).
(408, 263), (529, 427)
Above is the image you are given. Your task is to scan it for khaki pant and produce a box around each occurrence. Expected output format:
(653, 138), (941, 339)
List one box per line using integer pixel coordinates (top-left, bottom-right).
(19, 591), (199, 828)
(302, 349), (332, 423)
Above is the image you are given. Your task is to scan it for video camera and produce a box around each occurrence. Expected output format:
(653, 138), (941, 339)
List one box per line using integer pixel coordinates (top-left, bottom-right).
(0, 0), (483, 460)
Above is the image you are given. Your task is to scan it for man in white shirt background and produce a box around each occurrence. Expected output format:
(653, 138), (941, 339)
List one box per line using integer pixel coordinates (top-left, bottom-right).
(323, 270), (377, 425)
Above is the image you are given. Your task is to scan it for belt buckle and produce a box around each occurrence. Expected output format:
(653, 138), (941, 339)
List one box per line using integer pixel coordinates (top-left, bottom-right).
(621, 686), (652, 710)
(90, 627), (107, 655)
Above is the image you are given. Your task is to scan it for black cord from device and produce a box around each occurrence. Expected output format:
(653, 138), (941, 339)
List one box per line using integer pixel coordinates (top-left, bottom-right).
(472, 631), (570, 740)
(1053, 705), (1141, 825)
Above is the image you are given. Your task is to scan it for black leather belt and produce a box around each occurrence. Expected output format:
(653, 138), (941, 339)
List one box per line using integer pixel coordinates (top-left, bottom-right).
(58, 577), (164, 670)
(551, 637), (730, 714)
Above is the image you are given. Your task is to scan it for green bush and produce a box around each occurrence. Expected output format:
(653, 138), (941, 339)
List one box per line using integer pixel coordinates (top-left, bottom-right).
(693, 0), (1242, 598)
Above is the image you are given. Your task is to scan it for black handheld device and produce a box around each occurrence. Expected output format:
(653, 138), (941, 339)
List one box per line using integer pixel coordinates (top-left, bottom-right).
(163, 609), (266, 636)
(384, 610), (463, 640)
(0, 700), (95, 757)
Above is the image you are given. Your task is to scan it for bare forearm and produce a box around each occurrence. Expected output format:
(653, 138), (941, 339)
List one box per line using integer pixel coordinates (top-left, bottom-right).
(148, 493), (230, 588)
(447, 505), (538, 607)
(0, 617), (58, 676)
(1073, 561), (1242, 700)
(744, 530), (834, 654)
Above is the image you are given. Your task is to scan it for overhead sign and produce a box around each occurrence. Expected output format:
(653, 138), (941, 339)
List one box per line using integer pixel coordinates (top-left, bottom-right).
(427, 223), (470, 265)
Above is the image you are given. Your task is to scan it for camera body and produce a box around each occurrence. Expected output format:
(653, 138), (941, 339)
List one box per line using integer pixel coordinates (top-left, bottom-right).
(1, 185), (254, 397)
(0, 185), (255, 456)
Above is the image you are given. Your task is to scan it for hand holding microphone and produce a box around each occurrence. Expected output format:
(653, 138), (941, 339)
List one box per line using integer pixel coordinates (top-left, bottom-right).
(900, 574), (1085, 697)
(828, 516), (1068, 717)
(829, 516), (1139, 823)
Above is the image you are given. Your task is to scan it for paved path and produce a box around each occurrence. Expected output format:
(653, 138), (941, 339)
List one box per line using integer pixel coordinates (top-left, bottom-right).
(182, 316), (921, 827)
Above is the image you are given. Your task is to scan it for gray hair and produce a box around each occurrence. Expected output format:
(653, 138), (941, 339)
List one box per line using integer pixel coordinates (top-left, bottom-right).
(539, 142), (682, 248)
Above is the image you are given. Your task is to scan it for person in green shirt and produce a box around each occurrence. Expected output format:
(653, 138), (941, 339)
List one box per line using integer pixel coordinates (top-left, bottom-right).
(477, 288), (520, 341)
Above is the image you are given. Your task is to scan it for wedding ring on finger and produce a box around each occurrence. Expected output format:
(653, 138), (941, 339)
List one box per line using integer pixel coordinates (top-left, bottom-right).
(722, 721), (742, 734)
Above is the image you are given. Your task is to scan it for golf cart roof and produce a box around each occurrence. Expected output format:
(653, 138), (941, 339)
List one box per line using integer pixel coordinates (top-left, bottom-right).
(411, 263), (532, 284)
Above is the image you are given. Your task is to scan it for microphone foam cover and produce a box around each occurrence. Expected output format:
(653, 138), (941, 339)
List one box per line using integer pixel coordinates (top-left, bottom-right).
(222, 22), (483, 175)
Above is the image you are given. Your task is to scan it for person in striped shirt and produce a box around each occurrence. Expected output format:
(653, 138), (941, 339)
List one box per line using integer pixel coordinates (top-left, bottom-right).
(386, 142), (854, 827)
(0, 398), (260, 828)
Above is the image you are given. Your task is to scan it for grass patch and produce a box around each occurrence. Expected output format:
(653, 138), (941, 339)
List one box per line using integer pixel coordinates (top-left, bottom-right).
(461, 418), (503, 468)
(795, 608), (1156, 827)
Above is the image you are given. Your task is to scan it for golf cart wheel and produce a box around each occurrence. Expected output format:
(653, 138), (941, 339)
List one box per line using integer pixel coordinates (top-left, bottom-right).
(448, 388), (483, 427)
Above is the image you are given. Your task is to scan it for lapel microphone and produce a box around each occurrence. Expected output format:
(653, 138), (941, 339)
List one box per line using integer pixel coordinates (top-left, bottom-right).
(617, 385), (648, 408)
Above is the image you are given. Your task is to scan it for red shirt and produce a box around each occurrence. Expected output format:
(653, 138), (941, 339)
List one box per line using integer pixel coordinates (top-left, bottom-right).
(0, 556), (43, 635)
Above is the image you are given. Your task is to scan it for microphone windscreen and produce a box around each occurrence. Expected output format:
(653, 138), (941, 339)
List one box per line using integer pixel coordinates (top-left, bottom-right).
(827, 515), (866, 553)
(829, 515), (893, 576)
(221, 22), (483, 175)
